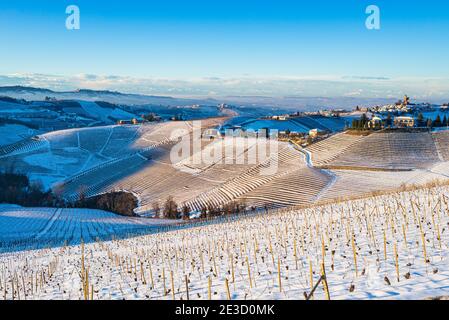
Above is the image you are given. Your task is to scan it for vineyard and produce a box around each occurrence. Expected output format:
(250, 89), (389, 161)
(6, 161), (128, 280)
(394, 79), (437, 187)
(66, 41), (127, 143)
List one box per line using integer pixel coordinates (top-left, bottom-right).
(1, 183), (449, 300)
(0, 207), (177, 253)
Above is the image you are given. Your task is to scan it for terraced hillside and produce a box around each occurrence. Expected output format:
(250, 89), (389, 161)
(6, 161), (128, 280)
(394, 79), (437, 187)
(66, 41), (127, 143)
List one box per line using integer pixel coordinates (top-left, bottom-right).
(57, 136), (314, 214)
(318, 169), (445, 201)
(0, 120), (215, 189)
(309, 131), (440, 170)
(58, 141), (222, 211)
(432, 131), (449, 161)
(181, 142), (311, 211)
(3, 117), (336, 214)
(302, 130), (449, 204)
(234, 167), (331, 209)
(7, 122), (449, 215)
(305, 132), (365, 166)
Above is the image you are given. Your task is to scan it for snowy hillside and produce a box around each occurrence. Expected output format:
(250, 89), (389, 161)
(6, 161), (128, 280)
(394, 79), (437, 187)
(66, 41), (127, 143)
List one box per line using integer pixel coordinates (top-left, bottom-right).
(0, 207), (177, 253)
(0, 124), (39, 147)
(77, 101), (136, 123)
(0, 119), (225, 191)
(0, 86), (216, 106)
(1, 183), (449, 300)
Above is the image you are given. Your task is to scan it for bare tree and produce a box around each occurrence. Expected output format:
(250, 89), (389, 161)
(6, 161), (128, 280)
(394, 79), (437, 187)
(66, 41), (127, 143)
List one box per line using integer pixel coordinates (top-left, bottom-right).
(200, 206), (208, 219)
(152, 202), (161, 218)
(163, 196), (179, 219)
(77, 185), (89, 202)
(239, 198), (247, 213)
(181, 204), (191, 220)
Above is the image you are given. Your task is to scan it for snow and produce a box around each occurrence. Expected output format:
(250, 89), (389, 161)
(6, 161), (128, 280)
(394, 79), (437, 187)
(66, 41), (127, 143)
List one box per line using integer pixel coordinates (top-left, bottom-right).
(1, 185), (449, 300)
(311, 117), (348, 131)
(222, 117), (348, 134)
(0, 207), (178, 253)
(79, 101), (109, 122)
(241, 119), (311, 133)
(0, 122), (193, 191)
(109, 107), (137, 120)
(0, 124), (36, 146)
(23, 153), (79, 169)
(78, 101), (136, 123)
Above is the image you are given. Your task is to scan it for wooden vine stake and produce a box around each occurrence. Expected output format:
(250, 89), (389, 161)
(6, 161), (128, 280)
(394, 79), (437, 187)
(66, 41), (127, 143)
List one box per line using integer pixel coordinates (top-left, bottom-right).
(418, 219), (428, 264)
(321, 262), (331, 300)
(162, 267), (167, 296)
(225, 278), (231, 300)
(351, 233), (358, 278)
(170, 271), (175, 300)
(277, 257), (282, 293)
(208, 276), (212, 300)
(185, 275), (189, 300)
(149, 262), (154, 290)
(309, 260), (314, 300)
(394, 243), (399, 283)
(246, 257), (253, 289)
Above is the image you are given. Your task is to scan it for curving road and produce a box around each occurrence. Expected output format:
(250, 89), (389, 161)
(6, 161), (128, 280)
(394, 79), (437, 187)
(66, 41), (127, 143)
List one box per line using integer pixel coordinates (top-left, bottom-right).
(290, 140), (338, 202)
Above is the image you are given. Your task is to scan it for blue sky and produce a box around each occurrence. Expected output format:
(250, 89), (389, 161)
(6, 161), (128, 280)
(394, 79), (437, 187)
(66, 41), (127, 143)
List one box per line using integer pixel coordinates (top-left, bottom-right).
(0, 0), (449, 99)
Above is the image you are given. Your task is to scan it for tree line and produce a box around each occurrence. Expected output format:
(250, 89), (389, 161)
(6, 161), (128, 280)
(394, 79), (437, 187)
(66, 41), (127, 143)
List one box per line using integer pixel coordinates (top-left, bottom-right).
(350, 113), (449, 130)
(152, 196), (255, 220)
(0, 170), (62, 207)
(417, 113), (449, 128)
(73, 191), (138, 217)
(0, 170), (137, 217)
(1, 170), (264, 219)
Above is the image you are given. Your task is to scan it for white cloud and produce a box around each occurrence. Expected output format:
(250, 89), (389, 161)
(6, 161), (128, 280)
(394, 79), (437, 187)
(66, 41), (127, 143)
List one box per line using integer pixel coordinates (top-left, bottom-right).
(0, 73), (448, 102)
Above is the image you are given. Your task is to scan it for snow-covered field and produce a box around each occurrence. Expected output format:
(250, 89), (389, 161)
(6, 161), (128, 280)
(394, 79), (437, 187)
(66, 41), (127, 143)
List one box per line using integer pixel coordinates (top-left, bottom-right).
(0, 207), (178, 253)
(1, 184), (449, 300)
(78, 101), (136, 123)
(0, 124), (38, 147)
(0, 121), (201, 190)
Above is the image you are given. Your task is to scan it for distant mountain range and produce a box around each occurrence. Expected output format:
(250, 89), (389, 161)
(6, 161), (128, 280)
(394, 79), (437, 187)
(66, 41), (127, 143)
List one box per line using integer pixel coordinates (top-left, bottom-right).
(0, 85), (409, 110)
(0, 86), (218, 107)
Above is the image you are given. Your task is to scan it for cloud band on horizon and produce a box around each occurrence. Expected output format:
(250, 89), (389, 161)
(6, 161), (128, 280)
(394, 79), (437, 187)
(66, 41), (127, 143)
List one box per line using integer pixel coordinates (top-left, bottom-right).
(0, 73), (448, 102)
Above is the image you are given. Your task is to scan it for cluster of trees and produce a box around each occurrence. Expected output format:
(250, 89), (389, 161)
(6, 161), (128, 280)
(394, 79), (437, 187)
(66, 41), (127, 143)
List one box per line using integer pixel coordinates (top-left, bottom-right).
(0, 171), (62, 207)
(0, 170), (138, 217)
(351, 113), (449, 131)
(351, 113), (393, 130)
(351, 114), (370, 130)
(152, 196), (191, 220)
(142, 113), (161, 122)
(417, 113), (449, 128)
(73, 191), (138, 217)
(201, 200), (247, 218)
(152, 197), (249, 220)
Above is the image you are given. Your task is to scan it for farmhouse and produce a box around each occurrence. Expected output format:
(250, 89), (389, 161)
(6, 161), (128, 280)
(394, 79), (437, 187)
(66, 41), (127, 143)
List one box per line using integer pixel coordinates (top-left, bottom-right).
(394, 116), (415, 128)
(309, 129), (319, 138)
(368, 116), (383, 129)
(272, 115), (290, 121)
(117, 118), (140, 125)
(202, 128), (221, 140)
